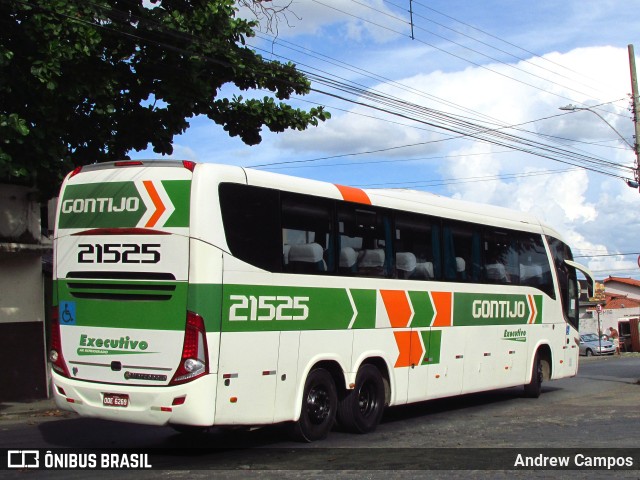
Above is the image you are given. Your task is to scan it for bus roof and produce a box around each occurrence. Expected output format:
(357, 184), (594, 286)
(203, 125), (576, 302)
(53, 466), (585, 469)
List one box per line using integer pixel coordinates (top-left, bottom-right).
(233, 164), (563, 239)
(62, 160), (564, 241)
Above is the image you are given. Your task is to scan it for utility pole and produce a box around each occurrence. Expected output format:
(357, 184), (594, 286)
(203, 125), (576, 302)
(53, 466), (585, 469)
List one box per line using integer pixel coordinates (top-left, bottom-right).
(409, 0), (414, 40)
(628, 44), (640, 190)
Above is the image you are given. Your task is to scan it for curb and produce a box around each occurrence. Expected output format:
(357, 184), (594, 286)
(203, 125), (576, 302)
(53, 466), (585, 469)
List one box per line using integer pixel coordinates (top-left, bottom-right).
(0, 398), (68, 422)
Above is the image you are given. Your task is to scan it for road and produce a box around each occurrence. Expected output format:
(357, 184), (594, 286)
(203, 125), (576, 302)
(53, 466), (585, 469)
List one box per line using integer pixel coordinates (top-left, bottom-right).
(1, 355), (640, 478)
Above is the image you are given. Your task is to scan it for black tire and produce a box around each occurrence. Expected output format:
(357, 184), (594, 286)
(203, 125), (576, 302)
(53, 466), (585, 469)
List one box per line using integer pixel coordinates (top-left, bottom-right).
(337, 364), (385, 434)
(586, 349), (593, 357)
(290, 368), (337, 442)
(523, 352), (543, 398)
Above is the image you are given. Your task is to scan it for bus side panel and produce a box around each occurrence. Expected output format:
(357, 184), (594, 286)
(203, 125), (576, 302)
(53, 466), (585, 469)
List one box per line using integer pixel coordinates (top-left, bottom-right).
(461, 326), (498, 392)
(495, 324), (529, 386)
(424, 327), (464, 400)
(213, 330), (303, 425)
(215, 331), (281, 424)
(273, 330), (301, 423)
(188, 239), (224, 372)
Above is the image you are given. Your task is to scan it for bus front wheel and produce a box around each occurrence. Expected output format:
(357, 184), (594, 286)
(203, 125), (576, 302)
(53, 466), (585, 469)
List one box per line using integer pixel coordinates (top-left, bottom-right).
(338, 364), (385, 434)
(523, 352), (543, 398)
(290, 368), (337, 442)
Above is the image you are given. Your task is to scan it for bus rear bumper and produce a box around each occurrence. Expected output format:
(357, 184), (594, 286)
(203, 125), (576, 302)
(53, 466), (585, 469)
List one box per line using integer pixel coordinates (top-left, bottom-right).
(51, 371), (217, 427)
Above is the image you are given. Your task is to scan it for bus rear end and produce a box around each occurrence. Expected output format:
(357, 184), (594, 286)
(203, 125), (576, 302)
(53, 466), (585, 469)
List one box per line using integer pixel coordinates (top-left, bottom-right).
(50, 160), (217, 427)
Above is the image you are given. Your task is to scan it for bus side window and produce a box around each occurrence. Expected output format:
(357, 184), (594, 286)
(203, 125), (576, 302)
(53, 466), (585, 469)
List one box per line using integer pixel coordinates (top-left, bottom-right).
(548, 237), (578, 327)
(394, 213), (440, 280)
(281, 193), (335, 275)
(483, 229), (518, 284)
(518, 234), (554, 297)
(337, 205), (392, 278)
(443, 222), (481, 282)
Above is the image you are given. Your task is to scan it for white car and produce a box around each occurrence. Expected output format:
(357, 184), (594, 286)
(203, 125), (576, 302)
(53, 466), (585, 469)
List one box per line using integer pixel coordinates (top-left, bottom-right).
(579, 333), (615, 356)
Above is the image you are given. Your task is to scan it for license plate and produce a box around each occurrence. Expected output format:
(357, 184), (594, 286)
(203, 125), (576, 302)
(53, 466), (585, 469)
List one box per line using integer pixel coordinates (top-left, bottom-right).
(103, 393), (129, 408)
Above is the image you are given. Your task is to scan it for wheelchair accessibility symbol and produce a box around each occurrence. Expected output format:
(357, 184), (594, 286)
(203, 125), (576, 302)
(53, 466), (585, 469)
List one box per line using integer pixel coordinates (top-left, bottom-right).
(59, 302), (76, 325)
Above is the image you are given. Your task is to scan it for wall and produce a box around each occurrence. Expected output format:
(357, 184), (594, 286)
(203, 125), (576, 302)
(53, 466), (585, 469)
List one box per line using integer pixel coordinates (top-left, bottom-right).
(0, 184), (41, 243)
(604, 282), (640, 301)
(0, 184), (50, 401)
(0, 252), (44, 322)
(580, 306), (640, 334)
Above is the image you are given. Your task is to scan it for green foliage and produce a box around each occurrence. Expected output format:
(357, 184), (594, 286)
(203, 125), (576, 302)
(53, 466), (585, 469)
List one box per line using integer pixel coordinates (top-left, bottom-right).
(0, 0), (329, 197)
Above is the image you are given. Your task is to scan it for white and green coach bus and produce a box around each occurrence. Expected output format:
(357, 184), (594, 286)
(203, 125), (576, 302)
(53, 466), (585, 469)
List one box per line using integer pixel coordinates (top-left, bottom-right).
(50, 160), (593, 441)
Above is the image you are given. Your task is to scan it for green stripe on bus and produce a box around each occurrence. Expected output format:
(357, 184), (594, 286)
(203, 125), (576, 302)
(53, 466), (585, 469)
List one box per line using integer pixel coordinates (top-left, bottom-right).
(57, 279), (545, 333)
(350, 289), (377, 329)
(161, 180), (191, 228)
(420, 329), (442, 365)
(59, 182), (144, 229)
(534, 295), (543, 324)
(221, 284), (354, 332)
(220, 285), (543, 331)
(187, 283), (223, 332)
(409, 291), (434, 328)
(453, 293), (541, 326)
(58, 180), (191, 229)
(57, 279), (188, 330)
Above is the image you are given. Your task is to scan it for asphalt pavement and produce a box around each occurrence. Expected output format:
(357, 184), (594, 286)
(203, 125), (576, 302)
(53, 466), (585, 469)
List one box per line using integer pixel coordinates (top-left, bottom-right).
(1, 352), (638, 424)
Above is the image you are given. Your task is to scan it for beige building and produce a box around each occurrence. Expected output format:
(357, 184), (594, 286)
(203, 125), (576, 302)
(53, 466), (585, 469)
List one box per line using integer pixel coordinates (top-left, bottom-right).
(0, 184), (51, 401)
(579, 277), (640, 351)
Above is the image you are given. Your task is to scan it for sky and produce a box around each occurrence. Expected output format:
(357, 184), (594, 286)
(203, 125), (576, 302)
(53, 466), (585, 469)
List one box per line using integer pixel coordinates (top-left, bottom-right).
(131, 0), (640, 280)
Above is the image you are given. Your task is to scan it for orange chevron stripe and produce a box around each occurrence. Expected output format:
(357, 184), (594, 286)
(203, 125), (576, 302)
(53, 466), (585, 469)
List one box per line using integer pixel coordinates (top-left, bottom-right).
(393, 331), (423, 368)
(527, 295), (536, 324)
(431, 291), (452, 327)
(143, 180), (166, 228)
(381, 290), (412, 328)
(334, 184), (371, 205)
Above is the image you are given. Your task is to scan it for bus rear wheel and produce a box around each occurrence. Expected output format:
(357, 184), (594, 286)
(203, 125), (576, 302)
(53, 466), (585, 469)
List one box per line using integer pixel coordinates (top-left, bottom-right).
(290, 368), (337, 442)
(523, 352), (543, 398)
(338, 364), (385, 434)
(171, 424), (208, 435)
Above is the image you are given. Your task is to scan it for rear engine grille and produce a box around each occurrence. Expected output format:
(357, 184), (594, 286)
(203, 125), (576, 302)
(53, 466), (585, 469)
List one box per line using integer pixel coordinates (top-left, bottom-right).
(65, 272), (177, 301)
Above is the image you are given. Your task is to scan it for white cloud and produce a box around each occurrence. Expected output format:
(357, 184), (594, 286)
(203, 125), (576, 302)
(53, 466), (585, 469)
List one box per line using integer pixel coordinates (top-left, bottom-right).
(272, 45), (639, 278)
(131, 5), (640, 279)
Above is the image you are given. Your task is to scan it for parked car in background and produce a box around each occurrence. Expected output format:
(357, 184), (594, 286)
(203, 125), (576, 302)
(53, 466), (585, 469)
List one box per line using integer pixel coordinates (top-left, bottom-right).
(579, 333), (615, 356)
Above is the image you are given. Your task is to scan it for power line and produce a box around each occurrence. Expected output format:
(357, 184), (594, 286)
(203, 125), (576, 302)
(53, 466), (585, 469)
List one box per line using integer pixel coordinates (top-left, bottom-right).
(293, 92), (634, 153)
(251, 34), (634, 165)
(21, 0), (635, 183)
(354, 168), (580, 188)
(347, 0), (614, 104)
(251, 78), (633, 178)
(590, 268), (639, 275)
(574, 253), (640, 258)
(409, 0), (622, 96)
(310, 0), (628, 110)
(381, 0), (611, 99)
(254, 32), (504, 125)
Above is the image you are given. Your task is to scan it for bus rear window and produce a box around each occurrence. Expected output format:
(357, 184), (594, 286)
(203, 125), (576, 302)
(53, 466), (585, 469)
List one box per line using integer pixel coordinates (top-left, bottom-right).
(219, 183), (281, 272)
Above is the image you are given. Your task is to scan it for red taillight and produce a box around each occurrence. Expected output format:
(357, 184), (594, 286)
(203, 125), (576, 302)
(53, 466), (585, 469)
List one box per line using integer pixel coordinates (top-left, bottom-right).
(182, 160), (196, 172)
(170, 312), (209, 385)
(49, 306), (70, 378)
